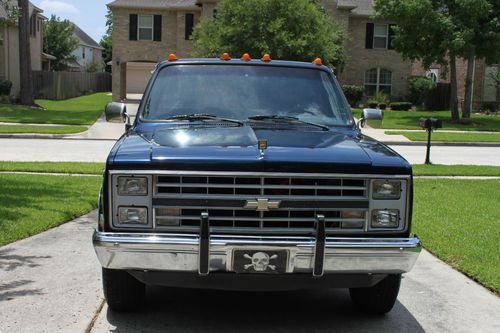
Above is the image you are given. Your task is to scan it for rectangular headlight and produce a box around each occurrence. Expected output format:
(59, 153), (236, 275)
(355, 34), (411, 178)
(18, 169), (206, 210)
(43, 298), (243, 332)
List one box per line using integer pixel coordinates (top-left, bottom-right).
(371, 209), (399, 228)
(118, 207), (148, 224)
(118, 176), (148, 195)
(372, 180), (401, 199)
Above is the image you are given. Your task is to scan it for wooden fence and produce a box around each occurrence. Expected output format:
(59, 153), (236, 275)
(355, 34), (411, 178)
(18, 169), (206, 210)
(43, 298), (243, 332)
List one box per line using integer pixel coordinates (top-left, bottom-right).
(425, 82), (451, 111)
(33, 71), (111, 100)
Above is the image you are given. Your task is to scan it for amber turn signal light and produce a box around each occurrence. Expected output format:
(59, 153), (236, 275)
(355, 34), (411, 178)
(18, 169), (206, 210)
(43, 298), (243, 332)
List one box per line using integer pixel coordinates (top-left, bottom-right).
(168, 53), (178, 61)
(313, 58), (322, 65)
(261, 54), (271, 62)
(241, 53), (251, 61)
(221, 52), (231, 60)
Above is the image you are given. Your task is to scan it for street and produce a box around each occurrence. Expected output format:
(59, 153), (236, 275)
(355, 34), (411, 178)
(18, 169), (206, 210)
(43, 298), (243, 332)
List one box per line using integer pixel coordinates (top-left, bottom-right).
(1, 138), (499, 165)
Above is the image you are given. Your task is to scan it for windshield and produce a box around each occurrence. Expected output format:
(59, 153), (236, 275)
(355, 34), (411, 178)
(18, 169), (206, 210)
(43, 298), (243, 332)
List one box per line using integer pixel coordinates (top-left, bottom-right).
(141, 65), (353, 126)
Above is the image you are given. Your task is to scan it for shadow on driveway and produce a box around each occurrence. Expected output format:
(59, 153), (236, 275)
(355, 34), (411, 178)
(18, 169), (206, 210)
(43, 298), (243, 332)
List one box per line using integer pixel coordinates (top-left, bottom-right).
(103, 286), (424, 332)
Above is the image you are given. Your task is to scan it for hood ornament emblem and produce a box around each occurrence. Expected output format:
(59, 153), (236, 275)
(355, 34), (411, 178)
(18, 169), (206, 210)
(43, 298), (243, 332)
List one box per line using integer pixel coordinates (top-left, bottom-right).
(244, 198), (281, 211)
(258, 139), (267, 157)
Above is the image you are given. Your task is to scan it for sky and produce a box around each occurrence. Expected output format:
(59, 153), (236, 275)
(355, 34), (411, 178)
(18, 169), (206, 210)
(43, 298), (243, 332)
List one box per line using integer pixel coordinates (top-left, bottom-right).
(32, 0), (108, 43)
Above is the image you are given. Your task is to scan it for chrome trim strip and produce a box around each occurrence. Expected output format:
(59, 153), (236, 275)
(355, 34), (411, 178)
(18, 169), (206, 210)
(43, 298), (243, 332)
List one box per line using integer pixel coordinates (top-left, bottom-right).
(109, 169), (411, 179)
(93, 230), (421, 274)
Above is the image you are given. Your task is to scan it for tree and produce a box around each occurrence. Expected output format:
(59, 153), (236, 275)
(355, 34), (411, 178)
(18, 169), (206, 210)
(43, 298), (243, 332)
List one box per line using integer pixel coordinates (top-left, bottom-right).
(191, 0), (346, 69)
(43, 15), (79, 71)
(460, 1), (500, 118)
(18, 0), (33, 105)
(100, 9), (112, 72)
(0, 1), (20, 40)
(374, 0), (500, 121)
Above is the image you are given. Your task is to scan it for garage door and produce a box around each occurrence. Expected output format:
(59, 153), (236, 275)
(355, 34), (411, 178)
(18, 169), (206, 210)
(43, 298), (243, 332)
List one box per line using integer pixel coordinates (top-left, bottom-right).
(126, 62), (156, 94)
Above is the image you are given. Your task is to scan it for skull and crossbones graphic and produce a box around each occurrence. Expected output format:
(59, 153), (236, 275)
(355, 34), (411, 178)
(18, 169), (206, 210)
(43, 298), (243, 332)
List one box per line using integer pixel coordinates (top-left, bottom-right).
(243, 252), (278, 271)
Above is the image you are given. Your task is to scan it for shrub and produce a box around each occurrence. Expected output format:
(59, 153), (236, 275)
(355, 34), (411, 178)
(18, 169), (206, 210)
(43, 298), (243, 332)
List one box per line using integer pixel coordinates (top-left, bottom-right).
(0, 79), (12, 96)
(481, 102), (497, 113)
(367, 101), (378, 108)
(342, 85), (364, 107)
(408, 76), (436, 108)
(0, 95), (10, 104)
(378, 103), (387, 110)
(390, 102), (412, 111)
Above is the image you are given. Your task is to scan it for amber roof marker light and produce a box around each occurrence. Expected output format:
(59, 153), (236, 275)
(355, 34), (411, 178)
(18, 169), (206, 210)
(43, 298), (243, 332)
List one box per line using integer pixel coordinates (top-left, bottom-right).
(168, 53), (178, 61)
(261, 54), (271, 62)
(241, 53), (251, 61)
(221, 52), (231, 60)
(313, 58), (323, 65)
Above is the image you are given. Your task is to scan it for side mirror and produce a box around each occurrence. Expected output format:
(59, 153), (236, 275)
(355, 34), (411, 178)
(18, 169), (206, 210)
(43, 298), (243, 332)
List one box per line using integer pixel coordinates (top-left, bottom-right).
(105, 102), (131, 131)
(357, 108), (383, 128)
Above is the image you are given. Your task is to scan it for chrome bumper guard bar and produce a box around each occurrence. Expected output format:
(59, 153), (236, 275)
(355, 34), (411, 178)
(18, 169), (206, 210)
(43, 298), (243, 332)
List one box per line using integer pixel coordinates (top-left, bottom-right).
(93, 213), (421, 275)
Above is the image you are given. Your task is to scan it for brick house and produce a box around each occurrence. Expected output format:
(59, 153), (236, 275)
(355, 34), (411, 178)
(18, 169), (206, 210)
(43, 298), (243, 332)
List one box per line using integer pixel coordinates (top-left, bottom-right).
(0, 1), (53, 97)
(108, 0), (499, 107)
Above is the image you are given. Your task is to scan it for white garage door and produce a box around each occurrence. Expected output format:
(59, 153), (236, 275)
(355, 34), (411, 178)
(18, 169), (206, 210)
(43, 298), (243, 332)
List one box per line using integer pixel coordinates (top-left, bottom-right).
(126, 62), (156, 94)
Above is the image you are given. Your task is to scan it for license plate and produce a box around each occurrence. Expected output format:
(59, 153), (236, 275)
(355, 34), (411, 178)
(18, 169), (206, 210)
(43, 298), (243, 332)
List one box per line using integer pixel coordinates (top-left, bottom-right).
(232, 249), (288, 274)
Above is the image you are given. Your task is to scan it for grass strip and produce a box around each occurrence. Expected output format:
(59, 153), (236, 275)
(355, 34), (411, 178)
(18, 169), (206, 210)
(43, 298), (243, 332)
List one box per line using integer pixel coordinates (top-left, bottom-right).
(0, 92), (111, 125)
(352, 109), (500, 132)
(0, 162), (499, 177)
(0, 124), (88, 134)
(386, 131), (500, 142)
(0, 162), (104, 175)
(0, 174), (101, 246)
(412, 164), (500, 176)
(413, 179), (500, 292)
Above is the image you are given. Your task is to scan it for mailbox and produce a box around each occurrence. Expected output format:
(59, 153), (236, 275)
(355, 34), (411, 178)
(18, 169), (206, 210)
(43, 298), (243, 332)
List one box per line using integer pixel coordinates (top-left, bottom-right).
(419, 117), (442, 130)
(418, 118), (442, 164)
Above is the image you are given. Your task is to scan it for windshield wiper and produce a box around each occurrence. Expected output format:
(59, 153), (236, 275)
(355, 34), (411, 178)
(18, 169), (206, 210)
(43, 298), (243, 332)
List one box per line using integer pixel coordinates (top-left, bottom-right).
(165, 114), (244, 126)
(247, 115), (329, 131)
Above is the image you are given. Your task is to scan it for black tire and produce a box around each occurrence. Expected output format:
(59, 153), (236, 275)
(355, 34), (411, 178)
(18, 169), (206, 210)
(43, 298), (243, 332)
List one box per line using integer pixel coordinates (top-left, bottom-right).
(349, 274), (402, 315)
(102, 268), (145, 312)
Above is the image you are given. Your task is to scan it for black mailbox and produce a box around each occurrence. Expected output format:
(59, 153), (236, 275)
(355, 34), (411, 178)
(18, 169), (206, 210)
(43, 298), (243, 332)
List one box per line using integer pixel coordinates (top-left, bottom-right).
(419, 117), (442, 130)
(418, 118), (442, 164)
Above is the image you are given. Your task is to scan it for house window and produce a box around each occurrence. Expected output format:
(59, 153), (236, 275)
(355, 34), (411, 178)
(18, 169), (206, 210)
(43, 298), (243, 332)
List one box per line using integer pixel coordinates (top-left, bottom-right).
(82, 47), (86, 59)
(185, 13), (194, 40)
(138, 15), (154, 40)
(364, 68), (392, 96)
(373, 24), (388, 49)
(29, 15), (36, 36)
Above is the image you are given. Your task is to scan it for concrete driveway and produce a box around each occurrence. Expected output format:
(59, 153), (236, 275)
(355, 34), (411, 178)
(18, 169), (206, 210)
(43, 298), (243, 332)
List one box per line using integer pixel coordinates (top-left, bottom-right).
(1, 212), (499, 333)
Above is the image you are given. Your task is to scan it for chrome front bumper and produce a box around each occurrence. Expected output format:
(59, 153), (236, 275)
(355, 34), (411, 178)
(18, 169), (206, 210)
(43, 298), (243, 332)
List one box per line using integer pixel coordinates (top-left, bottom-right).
(93, 230), (421, 275)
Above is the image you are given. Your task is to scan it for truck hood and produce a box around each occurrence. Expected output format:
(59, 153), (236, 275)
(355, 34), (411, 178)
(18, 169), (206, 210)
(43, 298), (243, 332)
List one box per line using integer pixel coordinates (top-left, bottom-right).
(109, 125), (411, 174)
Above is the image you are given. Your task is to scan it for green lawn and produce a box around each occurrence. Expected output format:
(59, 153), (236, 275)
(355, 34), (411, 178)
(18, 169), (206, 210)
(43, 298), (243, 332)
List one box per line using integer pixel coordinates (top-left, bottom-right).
(413, 179), (500, 292)
(0, 162), (499, 177)
(386, 131), (500, 142)
(0, 174), (101, 246)
(0, 92), (111, 125)
(0, 162), (104, 174)
(0, 124), (88, 134)
(352, 109), (500, 132)
(412, 164), (500, 176)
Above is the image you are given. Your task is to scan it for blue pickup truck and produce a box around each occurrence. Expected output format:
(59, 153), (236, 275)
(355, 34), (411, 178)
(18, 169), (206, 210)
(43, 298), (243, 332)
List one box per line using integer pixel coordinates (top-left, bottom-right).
(93, 54), (421, 314)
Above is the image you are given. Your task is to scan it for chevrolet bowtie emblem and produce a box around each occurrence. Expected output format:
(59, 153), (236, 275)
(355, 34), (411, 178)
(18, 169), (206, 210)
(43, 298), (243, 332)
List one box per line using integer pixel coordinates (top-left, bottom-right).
(244, 198), (281, 211)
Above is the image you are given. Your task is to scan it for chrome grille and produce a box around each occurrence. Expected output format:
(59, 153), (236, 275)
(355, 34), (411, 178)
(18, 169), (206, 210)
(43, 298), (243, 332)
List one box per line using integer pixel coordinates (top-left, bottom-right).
(153, 174), (369, 234)
(155, 176), (367, 198)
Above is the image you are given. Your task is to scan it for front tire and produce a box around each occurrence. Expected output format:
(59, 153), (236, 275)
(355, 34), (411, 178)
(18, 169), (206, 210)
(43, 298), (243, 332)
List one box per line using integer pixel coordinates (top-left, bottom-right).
(349, 274), (401, 315)
(102, 268), (145, 312)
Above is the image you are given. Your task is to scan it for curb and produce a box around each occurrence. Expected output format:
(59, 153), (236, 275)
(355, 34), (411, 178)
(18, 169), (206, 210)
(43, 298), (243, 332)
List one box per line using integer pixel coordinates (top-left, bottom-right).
(382, 141), (500, 147)
(0, 133), (118, 141)
(1, 134), (499, 147)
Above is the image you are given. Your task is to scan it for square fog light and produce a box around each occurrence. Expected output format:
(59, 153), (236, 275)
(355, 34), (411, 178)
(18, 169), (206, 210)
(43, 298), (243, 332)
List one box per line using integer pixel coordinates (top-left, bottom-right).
(371, 209), (399, 228)
(118, 207), (148, 224)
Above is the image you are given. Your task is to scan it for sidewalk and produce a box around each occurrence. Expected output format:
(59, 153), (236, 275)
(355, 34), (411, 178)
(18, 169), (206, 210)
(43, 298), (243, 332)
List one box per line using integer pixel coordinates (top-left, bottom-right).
(0, 211), (102, 333)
